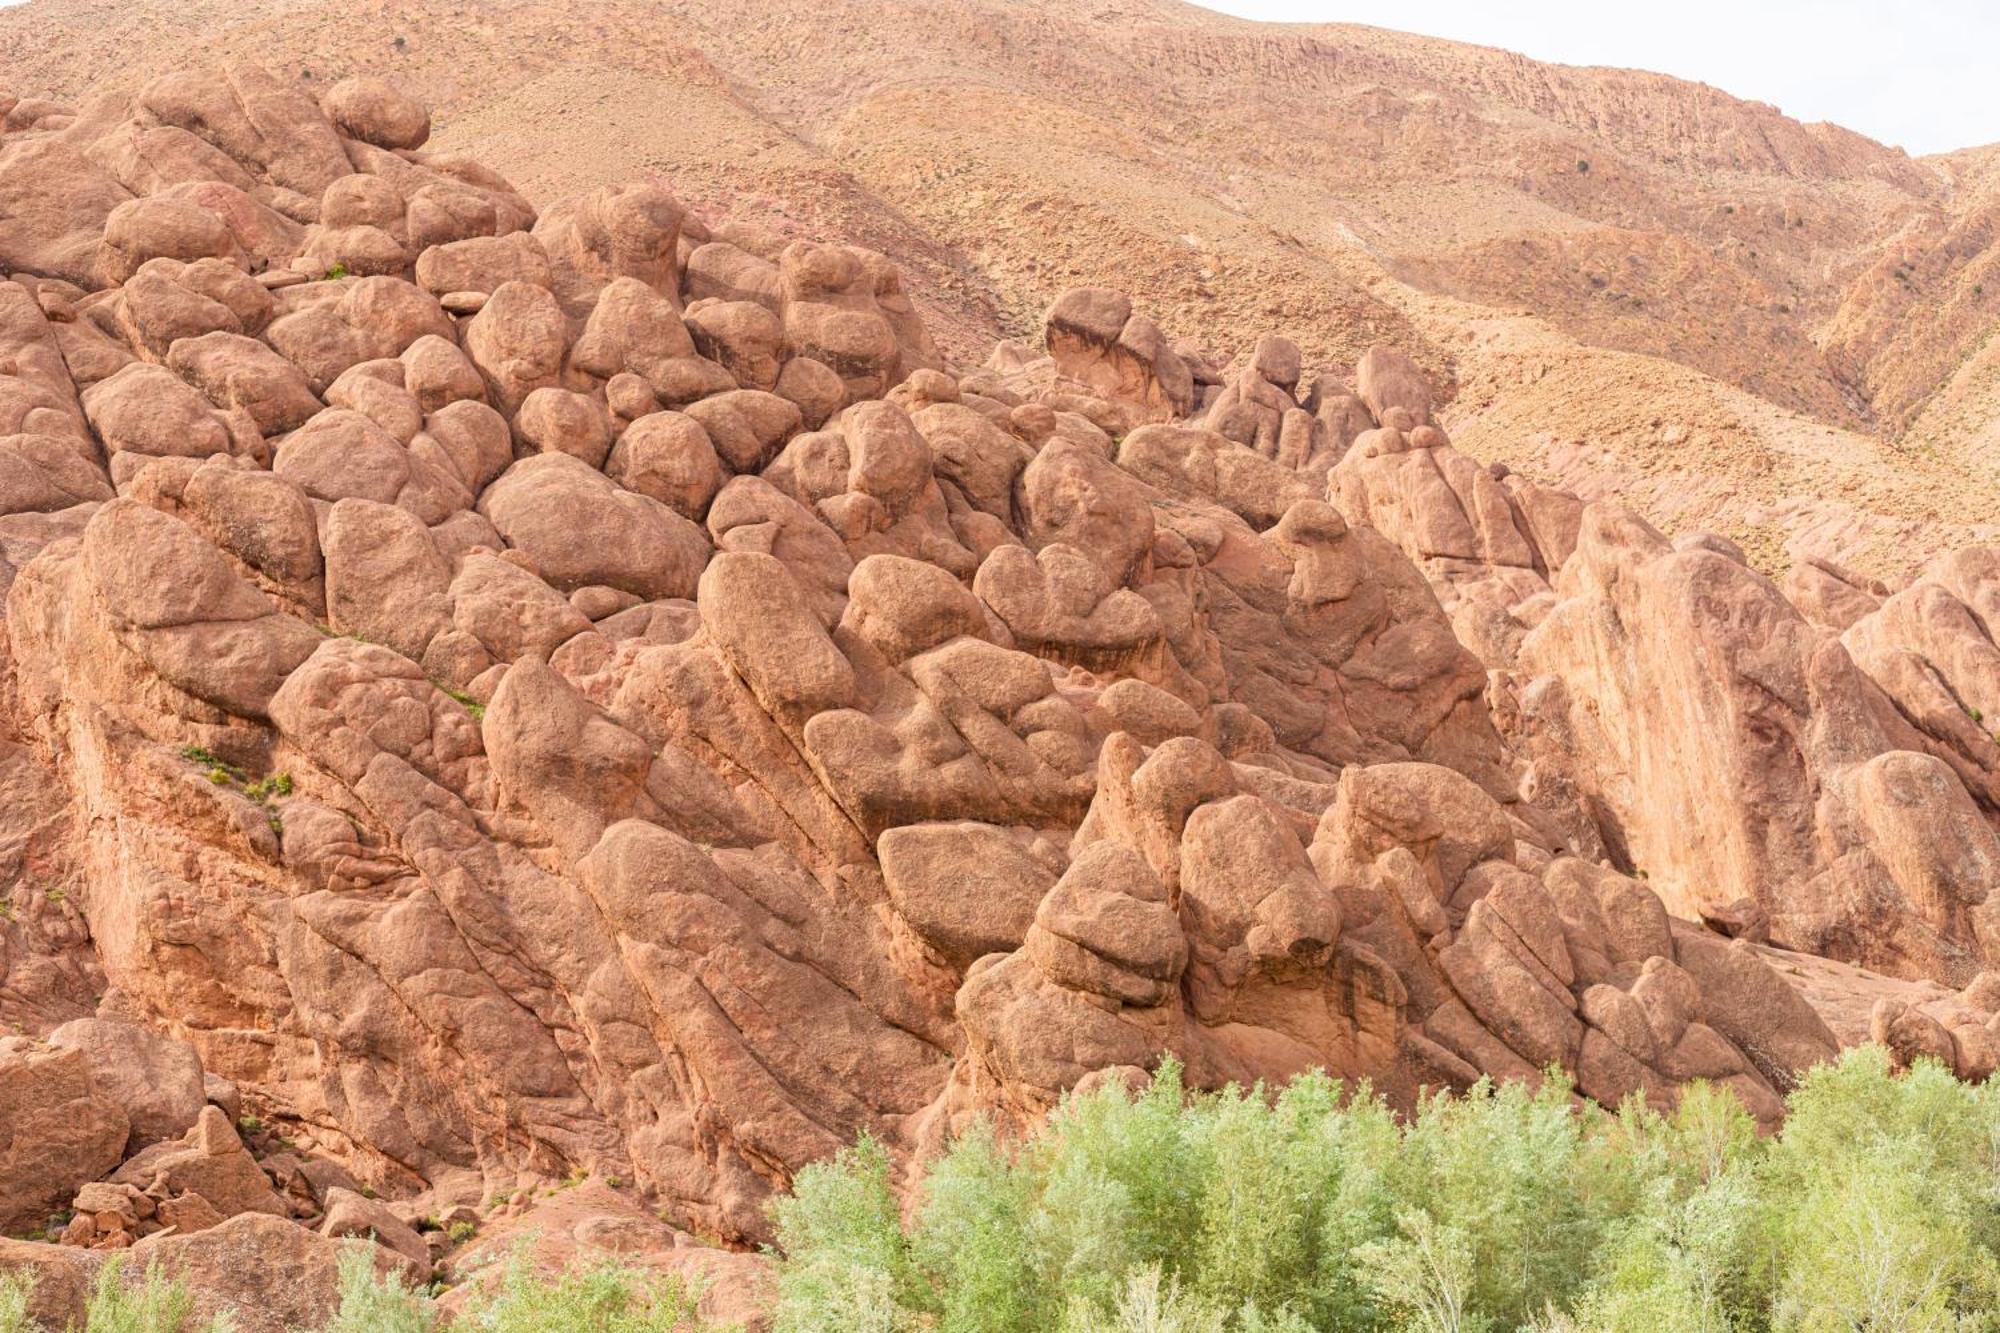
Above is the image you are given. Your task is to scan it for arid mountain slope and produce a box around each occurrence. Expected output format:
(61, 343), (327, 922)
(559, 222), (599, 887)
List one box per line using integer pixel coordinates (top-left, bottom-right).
(7, 0), (2000, 576)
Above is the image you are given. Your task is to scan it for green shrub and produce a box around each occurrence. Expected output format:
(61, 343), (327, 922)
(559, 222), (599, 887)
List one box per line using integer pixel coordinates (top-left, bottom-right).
(1, 1271), (34, 1333)
(456, 1250), (712, 1332)
(82, 1258), (234, 1333)
(769, 1134), (921, 1329)
(15, 1049), (1996, 1331)
(319, 1243), (433, 1333)
(768, 1047), (2000, 1330)
(2, 1245), (731, 1333)
(1059, 1266), (1226, 1332)
(1760, 1047), (2000, 1328)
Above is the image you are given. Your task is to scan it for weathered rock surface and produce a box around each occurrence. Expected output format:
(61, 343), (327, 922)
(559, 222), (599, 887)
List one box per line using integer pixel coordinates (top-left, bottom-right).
(1, 1214), (377, 1333)
(48, 1017), (207, 1150)
(0, 62), (1993, 1326)
(0, 1037), (129, 1233)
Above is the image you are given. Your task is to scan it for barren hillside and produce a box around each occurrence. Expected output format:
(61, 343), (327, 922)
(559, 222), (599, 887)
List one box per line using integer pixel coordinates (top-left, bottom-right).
(6, 0), (2000, 576)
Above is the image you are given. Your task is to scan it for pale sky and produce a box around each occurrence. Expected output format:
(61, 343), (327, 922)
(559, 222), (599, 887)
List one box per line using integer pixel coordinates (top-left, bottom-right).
(1195, 0), (2000, 156)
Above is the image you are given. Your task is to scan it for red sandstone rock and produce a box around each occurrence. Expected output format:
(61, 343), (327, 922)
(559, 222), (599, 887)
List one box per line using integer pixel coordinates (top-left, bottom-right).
(0, 65), (1992, 1331)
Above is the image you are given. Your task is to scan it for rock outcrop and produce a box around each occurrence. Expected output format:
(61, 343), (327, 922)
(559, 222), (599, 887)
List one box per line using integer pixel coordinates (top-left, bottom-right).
(0, 63), (1993, 1325)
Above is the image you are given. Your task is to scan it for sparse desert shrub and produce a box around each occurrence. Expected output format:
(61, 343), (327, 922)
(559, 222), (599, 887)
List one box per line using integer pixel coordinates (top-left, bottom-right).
(1, 1271), (35, 1333)
(319, 1243), (433, 1333)
(307, 1246), (724, 1332)
(438, 683), (485, 722)
(455, 1250), (713, 1332)
(80, 1258), (235, 1333)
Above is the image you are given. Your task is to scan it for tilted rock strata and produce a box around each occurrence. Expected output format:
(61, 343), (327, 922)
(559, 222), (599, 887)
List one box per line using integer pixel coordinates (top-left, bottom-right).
(1247, 336), (2000, 988)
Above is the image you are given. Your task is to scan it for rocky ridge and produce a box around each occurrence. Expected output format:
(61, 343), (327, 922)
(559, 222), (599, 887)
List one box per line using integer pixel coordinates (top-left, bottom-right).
(2, 60), (2000, 1326)
(11, 0), (2000, 581)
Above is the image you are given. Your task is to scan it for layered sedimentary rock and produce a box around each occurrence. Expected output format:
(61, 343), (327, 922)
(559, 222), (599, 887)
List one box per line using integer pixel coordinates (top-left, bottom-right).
(3, 67), (1998, 1323)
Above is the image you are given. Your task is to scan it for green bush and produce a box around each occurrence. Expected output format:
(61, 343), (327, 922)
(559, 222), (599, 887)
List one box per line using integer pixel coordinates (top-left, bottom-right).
(0, 1245), (724, 1333)
(1, 1271), (35, 1333)
(9, 1048), (1995, 1331)
(82, 1259), (233, 1333)
(455, 1249), (712, 1332)
(318, 1245), (432, 1333)
(768, 1049), (2000, 1330)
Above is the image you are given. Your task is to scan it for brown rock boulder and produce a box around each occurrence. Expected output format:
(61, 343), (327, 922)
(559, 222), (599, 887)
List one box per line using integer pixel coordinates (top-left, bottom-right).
(47, 1018), (207, 1152)
(1355, 344), (1433, 427)
(319, 1185), (431, 1273)
(111, 1106), (289, 1223)
(479, 452), (710, 598)
(878, 821), (1061, 968)
(532, 182), (685, 318)
(0, 1037), (130, 1234)
(605, 411), (724, 519)
(1, 1214), (370, 1333)
(321, 76), (431, 150)
(1044, 287), (1193, 427)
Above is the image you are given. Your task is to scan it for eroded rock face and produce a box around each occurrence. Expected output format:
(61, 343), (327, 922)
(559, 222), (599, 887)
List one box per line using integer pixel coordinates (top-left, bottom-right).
(1042, 287), (1193, 428)
(0, 64), (1986, 1319)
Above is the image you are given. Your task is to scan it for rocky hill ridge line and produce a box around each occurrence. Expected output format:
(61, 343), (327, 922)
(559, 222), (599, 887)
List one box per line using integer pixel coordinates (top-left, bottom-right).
(13, 0), (2000, 584)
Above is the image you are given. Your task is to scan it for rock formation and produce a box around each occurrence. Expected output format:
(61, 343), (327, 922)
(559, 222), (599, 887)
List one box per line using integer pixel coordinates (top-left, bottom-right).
(3, 59), (2000, 1325)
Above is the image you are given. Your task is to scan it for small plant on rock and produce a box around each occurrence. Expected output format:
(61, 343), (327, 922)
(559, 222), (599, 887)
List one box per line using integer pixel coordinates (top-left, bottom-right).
(81, 1257), (235, 1333)
(438, 683), (486, 722)
(320, 1242), (434, 1333)
(0, 1269), (32, 1333)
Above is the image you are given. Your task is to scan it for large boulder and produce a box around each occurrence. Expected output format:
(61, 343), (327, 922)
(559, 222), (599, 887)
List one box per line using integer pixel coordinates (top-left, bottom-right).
(479, 452), (710, 598)
(47, 1018), (207, 1151)
(0, 1038), (130, 1234)
(0, 1214), (368, 1333)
